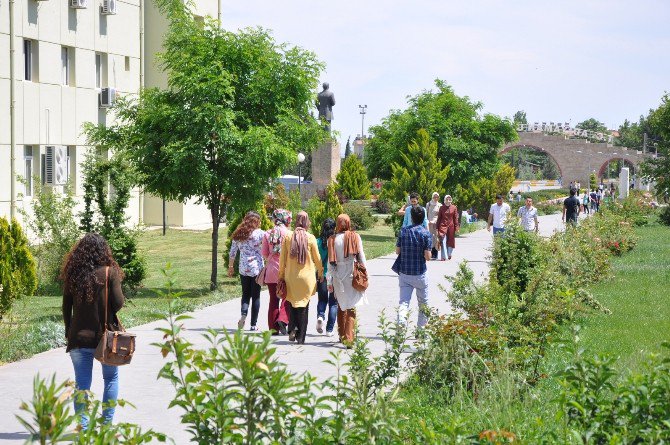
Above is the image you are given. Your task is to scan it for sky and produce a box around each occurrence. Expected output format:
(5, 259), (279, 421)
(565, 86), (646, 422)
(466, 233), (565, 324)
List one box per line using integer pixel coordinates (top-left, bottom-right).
(220, 0), (670, 150)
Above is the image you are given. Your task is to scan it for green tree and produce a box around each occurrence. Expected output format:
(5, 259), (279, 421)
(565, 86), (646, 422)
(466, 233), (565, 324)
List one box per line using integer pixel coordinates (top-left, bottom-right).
(344, 136), (352, 157)
(454, 163), (515, 220)
(337, 155), (370, 200)
(84, 1), (325, 290)
(308, 183), (344, 236)
(513, 110), (527, 125)
(384, 129), (450, 204)
(0, 218), (37, 319)
(577, 118), (607, 134)
(641, 94), (670, 198)
(364, 80), (517, 191)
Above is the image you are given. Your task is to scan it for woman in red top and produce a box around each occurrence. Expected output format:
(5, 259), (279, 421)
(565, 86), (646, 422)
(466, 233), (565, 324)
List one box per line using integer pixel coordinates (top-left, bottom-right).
(435, 194), (460, 260)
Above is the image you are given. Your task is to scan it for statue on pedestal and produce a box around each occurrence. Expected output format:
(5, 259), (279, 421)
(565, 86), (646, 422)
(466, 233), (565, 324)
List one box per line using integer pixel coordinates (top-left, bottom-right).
(317, 82), (335, 133)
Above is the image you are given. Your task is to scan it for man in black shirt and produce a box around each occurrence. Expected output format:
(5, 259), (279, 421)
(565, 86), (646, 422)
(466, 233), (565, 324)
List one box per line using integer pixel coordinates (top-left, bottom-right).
(562, 188), (581, 225)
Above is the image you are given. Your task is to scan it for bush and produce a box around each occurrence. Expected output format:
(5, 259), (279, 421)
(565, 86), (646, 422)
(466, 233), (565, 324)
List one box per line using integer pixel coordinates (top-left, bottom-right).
(18, 182), (80, 290)
(660, 206), (670, 226)
(343, 202), (375, 231)
(0, 218), (37, 319)
(337, 155), (371, 200)
(371, 198), (392, 214)
(309, 183), (344, 236)
(455, 164), (515, 220)
(263, 182), (289, 215)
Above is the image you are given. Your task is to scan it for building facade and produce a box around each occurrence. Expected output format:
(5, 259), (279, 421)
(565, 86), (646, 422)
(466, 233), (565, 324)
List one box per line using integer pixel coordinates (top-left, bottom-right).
(1, 0), (217, 229)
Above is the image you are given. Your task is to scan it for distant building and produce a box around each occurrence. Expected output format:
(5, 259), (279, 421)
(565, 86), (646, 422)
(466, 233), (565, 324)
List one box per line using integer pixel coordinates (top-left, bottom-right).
(353, 135), (366, 159)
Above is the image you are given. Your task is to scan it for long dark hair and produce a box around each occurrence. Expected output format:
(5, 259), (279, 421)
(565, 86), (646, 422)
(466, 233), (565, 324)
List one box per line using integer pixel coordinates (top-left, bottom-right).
(59, 233), (124, 304)
(232, 211), (261, 241)
(319, 218), (336, 245)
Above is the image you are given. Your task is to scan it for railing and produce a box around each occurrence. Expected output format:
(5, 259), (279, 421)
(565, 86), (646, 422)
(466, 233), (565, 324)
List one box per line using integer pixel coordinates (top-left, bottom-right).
(516, 123), (613, 144)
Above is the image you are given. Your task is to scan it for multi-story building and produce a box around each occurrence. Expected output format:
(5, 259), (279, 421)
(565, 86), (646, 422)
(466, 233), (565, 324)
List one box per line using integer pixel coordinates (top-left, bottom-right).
(1, 0), (217, 229)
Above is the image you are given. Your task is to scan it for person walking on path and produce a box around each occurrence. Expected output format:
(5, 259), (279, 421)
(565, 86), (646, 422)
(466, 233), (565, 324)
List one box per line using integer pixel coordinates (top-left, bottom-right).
(517, 197), (539, 233)
(562, 188), (581, 226)
(278, 211), (323, 345)
(60, 233), (125, 429)
(316, 218), (338, 337)
(435, 194), (459, 260)
(582, 191), (590, 214)
(326, 214), (367, 347)
(425, 192), (442, 259)
(393, 206), (432, 328)
(228, 211), (265, 331)
(398, 192), (428, 229)
(262, 209), (292, 335)
(487, 194), (512, 235)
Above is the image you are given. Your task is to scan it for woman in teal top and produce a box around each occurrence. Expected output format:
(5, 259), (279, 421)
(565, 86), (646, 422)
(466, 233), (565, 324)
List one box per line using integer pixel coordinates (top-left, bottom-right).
(316, 218), (337, 336)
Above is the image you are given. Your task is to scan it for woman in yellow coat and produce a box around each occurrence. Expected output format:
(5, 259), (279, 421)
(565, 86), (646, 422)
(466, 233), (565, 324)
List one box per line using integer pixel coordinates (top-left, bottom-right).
(278, 211), (324, 344)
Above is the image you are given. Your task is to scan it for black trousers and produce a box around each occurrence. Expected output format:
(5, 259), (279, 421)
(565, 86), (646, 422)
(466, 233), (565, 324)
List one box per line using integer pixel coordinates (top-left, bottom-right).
(288, 303), (309, 344)
(240, 275), (261, 327)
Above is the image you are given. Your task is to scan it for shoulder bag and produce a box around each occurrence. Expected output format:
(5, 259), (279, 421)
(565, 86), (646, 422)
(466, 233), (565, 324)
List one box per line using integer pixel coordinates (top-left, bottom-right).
(276, 278), (287, 299)
(352, 253), (369, 292)
(255, 265), (267, 287)
(95, 267), (136, 366)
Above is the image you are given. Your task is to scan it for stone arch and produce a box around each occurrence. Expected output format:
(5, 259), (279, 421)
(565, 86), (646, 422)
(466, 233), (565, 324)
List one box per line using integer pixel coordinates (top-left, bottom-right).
(597, 157), (638, 179)
(499, 144), (564, 179)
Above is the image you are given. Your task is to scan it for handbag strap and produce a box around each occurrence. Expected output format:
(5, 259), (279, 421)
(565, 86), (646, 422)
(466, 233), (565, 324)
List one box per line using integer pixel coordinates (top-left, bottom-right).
(102, 266), (109, 333)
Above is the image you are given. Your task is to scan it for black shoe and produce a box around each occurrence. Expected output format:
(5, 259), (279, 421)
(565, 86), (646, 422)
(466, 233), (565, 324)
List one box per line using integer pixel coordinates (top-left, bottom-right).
(277, 321), (288, 335)
(288, 329), (296, 342)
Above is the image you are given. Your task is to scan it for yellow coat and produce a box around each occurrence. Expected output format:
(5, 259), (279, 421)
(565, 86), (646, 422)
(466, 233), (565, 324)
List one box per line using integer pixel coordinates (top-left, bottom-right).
(278, 231), (324, 308)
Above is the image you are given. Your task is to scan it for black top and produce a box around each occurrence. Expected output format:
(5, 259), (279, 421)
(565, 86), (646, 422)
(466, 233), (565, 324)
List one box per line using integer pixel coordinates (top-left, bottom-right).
(62, 266), (125, 352)
(564, 196), (580, 222)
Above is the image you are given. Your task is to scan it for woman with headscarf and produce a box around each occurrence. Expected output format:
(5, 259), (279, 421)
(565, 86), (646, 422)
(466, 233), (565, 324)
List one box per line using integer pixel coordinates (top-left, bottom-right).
(316, 218), (338, 336)
(228, 211), (265, 331)
(326, 214), (367, 347)
(435, 194), (460, 260)
(262, 209), (292, 335)
(426, 192), (442, 260)
(278, 211), (324, 344)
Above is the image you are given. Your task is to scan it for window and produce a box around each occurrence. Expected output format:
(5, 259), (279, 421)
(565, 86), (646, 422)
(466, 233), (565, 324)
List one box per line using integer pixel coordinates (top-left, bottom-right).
(24, 146), (34, 196)
(61, 47), (70, 85)
(124, 56), (130, 71)
(23, 40), (32, 81)
(95, 53), (102, 88)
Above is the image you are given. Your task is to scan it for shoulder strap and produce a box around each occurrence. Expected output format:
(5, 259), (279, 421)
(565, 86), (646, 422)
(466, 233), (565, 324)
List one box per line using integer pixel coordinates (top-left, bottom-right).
(103, 266), (109, 333)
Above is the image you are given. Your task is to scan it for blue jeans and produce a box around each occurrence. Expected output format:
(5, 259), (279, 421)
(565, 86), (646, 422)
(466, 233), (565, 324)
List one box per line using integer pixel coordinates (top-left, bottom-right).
(493, 227), (505, 235)
(69, 348), (119, 429)
(440, 235), (454, 259)
(316, 279), (338, 332)
(398, 272), (429, 328)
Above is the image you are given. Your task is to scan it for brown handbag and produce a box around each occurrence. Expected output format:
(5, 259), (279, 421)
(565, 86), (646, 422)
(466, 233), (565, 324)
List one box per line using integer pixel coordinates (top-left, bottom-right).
(276, 278), (287, 299)
(95, 267), (136, 366)
(255, 266), (267, 287)
(352, 253), (368, 292)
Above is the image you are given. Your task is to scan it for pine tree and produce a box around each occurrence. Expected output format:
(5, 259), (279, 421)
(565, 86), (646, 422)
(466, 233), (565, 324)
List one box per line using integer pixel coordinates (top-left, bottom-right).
(0, 218), (37, 318)
(337, 155), (371, 200)
(344, 137), (352, 157)
(386, 129), (450, 204)
(309, 183), (344, 236)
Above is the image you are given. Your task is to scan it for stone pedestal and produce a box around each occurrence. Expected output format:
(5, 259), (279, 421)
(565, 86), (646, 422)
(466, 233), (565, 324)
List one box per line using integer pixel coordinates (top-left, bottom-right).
(619, 167), (630, 200)
(311, 140), (341, 186)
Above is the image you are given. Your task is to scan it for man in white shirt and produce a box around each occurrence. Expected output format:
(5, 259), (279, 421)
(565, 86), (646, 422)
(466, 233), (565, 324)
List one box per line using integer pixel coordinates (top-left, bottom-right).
(517, 197), (539, 233)
(487, 194), (511, 235)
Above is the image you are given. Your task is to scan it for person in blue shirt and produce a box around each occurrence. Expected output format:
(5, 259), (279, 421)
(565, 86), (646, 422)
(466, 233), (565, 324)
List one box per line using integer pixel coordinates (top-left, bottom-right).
(393, 205), (432, 328)
(397, 192), (428, 229)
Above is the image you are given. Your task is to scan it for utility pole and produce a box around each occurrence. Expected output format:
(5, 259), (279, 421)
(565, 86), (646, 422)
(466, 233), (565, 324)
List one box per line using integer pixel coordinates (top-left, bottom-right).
(358, 105), (367, 139)
(643, 132), (648, 153)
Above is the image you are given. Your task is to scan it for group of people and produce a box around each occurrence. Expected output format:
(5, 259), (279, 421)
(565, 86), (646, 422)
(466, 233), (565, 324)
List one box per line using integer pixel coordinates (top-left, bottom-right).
(227, 209), (366, 347)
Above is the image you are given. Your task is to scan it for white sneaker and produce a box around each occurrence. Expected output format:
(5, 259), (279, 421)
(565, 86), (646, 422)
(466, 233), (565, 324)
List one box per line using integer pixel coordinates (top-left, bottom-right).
(326, 331), (334, 337)
(316, 317), (324, 334)
(238, 316), (246, 330)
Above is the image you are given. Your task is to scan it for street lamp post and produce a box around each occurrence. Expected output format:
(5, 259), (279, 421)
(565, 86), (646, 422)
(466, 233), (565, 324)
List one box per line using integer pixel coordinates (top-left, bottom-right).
(297, 152), (305, 201)
(358, 105), (367, 138)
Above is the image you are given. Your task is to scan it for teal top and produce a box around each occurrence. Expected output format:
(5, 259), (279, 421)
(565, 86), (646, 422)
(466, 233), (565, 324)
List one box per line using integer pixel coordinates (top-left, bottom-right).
(317, 237), (329, 274)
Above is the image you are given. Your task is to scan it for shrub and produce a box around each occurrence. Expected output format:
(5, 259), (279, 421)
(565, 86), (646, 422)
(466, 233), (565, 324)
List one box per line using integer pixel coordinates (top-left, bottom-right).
(455, 164), (515, 220)
(263, 182), (289, 215)
(371, 198), (392, 214)
(18, 181), (80, 290)
(0, 218), (37, 319)
(337, 154), (371, 200)
(343, 202), (375, 230)
(309, 183), (344, 236)
(660, 205), (670, 226)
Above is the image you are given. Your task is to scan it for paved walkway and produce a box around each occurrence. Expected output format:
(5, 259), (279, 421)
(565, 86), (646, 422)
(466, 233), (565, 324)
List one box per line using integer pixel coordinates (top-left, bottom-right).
(0, 214), (567, 444)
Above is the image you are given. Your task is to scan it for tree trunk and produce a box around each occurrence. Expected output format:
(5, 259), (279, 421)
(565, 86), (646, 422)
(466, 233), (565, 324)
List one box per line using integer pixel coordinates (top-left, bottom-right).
(210, 204), (220, 291)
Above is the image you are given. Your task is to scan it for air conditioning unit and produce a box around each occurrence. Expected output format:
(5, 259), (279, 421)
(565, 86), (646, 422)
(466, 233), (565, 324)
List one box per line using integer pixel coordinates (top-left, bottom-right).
(99, 87), (116, 108)
(70, 0), (87, 8)
(45, 146), (68, 186)
(101, 0), (117, 14)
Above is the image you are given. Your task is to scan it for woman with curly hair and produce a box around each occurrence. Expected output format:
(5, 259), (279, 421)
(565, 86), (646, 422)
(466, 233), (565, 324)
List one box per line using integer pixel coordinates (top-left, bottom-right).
(60, 233), (125, 429)
(262, 209), (292, 335)
(228, 211), (265, 331)
(278, 211), (323, 344)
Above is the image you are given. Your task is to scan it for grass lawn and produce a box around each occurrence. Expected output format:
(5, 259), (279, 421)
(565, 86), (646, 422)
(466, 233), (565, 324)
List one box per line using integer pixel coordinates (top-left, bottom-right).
(0, 220), (396, 364)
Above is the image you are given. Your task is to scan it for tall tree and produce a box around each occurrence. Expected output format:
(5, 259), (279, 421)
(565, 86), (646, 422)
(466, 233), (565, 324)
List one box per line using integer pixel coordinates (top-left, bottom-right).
(577, 118), (608, 133)
(641, 94), (670, 197)
(344, 136), (352, 157)
(513, 110), (527, 125)
(384, 129), (450, 204)
(364, 80), (517, 191)
(85, 0), (325, 290)
(336, 154), (370, 200)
